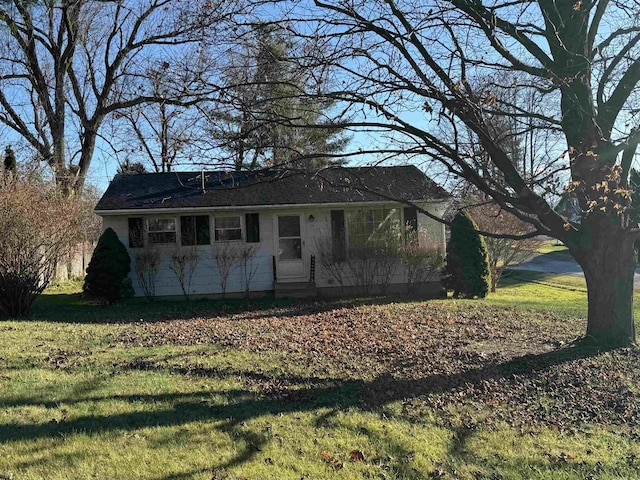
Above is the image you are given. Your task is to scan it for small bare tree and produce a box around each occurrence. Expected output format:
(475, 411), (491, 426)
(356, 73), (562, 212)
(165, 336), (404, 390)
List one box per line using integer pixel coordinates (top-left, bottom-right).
(238, 245), (260, 297)
(398, 230), (445, 295)
(0, 180), (81, 317)
(211, 242), (242, 297)
(168, 244), (200, 300)
(467, 200), (542, 292)
(132, 247), (162, 300)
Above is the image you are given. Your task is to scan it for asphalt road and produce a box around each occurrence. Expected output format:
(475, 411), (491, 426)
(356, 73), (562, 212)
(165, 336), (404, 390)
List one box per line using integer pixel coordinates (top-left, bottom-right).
(512, 251), (640, 288)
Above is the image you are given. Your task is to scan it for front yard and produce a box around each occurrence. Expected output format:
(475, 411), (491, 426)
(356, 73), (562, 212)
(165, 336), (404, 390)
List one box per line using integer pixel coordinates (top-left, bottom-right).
(1, 271), (639, 479)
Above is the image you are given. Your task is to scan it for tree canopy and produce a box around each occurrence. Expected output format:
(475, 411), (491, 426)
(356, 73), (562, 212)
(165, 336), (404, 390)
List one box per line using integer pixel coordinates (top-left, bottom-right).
(206, 25), (348, 170)
(0, 0), (241, 194)
(282, 0), (640, 346)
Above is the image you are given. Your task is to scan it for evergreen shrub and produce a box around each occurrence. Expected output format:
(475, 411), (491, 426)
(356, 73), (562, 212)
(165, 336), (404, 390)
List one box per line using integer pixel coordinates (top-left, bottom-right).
(444, 210), (491, 298)
(83, 228), (132, 303)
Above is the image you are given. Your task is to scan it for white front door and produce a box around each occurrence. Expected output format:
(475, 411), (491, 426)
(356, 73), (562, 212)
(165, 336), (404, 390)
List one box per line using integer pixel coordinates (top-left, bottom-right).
(275, 214), (305, 280)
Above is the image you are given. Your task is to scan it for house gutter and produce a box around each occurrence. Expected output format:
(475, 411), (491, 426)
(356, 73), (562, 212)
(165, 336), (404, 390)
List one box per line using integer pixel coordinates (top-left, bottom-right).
(95, 198), (448, 216)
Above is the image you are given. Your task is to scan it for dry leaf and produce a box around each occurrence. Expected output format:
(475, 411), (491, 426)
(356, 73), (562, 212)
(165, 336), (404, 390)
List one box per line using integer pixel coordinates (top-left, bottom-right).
(350, 450), (365, 462)
(321, 451), (343, 470)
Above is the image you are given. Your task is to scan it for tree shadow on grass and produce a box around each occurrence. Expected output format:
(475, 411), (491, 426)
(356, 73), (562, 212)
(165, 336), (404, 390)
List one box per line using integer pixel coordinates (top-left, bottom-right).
(28, 294), (410, 325)
(0, 343), (607, 477)
(436, 423), (636, 480)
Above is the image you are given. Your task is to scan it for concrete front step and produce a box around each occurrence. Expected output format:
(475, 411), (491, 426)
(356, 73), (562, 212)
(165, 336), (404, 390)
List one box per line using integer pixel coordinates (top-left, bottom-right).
(274, 281), (317, 298)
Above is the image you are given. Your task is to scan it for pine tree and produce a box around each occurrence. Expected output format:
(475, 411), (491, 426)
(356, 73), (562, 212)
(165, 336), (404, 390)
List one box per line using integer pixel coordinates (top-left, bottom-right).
(211, 25), (348, 170)
(117, 159), (147, 175)
(3, 145), (16, 174)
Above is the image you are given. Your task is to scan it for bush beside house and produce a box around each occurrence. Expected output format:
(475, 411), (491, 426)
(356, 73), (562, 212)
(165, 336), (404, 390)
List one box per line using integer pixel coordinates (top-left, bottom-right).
(0, 179), (81, 317)
(444, 211), (491, 298)
(83, 228), (132, 303)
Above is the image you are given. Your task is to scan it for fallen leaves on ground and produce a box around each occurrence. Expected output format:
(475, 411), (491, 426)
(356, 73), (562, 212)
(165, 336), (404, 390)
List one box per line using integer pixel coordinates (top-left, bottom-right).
(115, 299), (640, 432)
(320, 450), (343, 469)
(350, 450), (365, 462)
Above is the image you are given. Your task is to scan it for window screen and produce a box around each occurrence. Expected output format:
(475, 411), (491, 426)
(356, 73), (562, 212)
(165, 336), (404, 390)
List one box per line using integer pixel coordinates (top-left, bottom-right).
(214, 216), (242, 241)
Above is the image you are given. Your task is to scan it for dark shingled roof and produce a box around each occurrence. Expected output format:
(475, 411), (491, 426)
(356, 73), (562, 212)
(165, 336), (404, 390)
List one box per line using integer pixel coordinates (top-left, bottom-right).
(95, 166), (449, 212)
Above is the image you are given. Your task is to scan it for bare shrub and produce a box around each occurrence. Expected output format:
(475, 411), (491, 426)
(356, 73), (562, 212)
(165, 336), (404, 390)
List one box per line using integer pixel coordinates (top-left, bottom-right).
(0, 180), (82, 317)
(211, 242), (242, 297)
(316, 236), (399, 296)
(315, 236), (347, 291)
(467, 200), (542, 292)
(133, 246), (162, 299)
(344, 245), (398, 296)
(238, 245), (260, 297)
(168, 244), (200, 299)
(398, 230), (445, 295)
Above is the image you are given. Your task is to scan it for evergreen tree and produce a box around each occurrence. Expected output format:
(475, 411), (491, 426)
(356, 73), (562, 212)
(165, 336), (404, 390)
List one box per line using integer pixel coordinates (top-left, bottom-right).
(444, 211), (491, 298)
(3, 146), (16, 173)
(83, 228), (132, 303)
(117, 160), (147, 175)
(211, 25), (348, 170)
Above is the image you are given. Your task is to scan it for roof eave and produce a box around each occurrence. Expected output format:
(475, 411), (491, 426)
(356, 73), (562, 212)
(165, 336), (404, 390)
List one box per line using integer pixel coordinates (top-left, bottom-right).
(95, 198), (448, 216)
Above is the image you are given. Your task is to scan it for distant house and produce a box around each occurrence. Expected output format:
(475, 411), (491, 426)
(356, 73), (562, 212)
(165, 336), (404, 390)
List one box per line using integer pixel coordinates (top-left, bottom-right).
(555, 196), (581, 224)
(95, 166), (450, 298)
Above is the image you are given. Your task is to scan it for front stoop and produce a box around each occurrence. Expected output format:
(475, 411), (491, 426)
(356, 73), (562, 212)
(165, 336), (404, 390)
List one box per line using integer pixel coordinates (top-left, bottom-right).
(274, 281), (317, 299)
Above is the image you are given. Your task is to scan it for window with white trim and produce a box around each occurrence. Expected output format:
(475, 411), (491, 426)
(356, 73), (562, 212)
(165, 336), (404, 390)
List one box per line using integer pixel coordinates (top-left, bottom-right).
(148, 218), (177, 244)
(214, 216), (242, 241)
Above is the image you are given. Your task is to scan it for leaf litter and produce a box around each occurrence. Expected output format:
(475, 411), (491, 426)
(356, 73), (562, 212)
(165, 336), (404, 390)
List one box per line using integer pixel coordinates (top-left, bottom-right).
(116, 300), (640, 432)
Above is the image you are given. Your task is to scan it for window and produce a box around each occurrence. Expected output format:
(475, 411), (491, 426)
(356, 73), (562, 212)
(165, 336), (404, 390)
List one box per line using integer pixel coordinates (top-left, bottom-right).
(277, 215), (302, 260)
(404, 206), (418, 233)
(128, 217), (144, 248)
(148, 218), (177, 244)
(404, 206), (418, 244)
(180, 215), (210, 246)
(346, 208), (400, 248)
(214, 216), (242, 241)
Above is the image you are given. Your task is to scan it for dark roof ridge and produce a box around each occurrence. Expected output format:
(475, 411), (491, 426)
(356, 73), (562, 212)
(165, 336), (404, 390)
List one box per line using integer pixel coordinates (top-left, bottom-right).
(97, 165), (449, 212)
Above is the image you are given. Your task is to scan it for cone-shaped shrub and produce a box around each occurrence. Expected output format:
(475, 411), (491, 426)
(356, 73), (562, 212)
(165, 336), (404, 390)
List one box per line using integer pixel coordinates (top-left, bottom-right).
(444, 210), (490, 298)
(83, 228), (131, 303)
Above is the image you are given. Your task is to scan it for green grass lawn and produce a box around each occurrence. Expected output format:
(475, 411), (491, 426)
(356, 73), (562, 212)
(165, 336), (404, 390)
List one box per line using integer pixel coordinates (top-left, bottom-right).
(536, 240), (570, 256)
(1, 278), (639, 479)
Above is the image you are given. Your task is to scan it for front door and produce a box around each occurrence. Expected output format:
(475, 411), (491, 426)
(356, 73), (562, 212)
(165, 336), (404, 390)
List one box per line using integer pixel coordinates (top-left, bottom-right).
(275, 214), (305, 280)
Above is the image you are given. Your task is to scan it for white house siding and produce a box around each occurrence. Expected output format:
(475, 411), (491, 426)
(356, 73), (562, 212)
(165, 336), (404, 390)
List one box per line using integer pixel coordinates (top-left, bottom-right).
(101, 201), (446, 298)
(103, 214), (274, 297)
(418, 202), (447, 253)
(304, 202), (447, 289)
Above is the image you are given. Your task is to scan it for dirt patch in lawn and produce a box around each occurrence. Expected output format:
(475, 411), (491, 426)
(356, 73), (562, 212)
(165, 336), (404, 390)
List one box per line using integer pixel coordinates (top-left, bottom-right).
(116, 300), (640, 432)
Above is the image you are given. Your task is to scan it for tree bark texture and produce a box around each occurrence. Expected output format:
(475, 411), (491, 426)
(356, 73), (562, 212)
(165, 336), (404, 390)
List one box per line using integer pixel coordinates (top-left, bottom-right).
(569, 218), (636, 347)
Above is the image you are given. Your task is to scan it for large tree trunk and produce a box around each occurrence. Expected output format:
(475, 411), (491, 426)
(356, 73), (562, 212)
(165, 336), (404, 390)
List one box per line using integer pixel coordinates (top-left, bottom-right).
(570, 221), (636, 347)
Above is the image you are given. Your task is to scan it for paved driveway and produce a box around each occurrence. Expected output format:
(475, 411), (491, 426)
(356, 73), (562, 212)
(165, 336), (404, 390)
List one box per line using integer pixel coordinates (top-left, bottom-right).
(512, 251), (640, 288)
